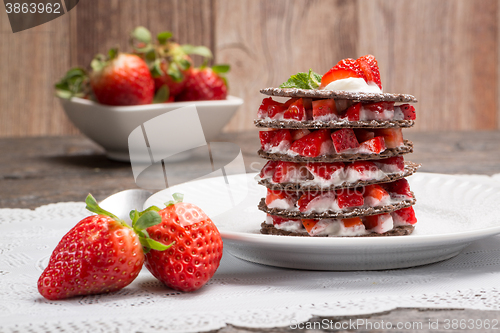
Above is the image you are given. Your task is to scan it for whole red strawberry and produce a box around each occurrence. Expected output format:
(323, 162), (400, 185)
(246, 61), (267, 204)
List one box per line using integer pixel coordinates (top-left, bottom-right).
(176, 65), (229, 101)
(90, 49), (155, 105)
(38, 194), (167, 300)
(154, 60), (188, 96)
(144, 193), (223, 292)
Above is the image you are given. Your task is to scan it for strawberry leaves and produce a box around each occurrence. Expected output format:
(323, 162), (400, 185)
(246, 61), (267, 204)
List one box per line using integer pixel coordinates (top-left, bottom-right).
(86, 193), (169, 254)
(54, 67), (89, 99)
(165, 192), (184, 207)
(85, 194), (122, 222)
(130, 209), (171, 254)
(153, 85), (169, 103)
(280, 69), (322, 89)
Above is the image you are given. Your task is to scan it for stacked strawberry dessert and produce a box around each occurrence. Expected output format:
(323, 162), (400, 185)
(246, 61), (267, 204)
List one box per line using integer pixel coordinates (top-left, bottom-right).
(255, 55), (419, 237)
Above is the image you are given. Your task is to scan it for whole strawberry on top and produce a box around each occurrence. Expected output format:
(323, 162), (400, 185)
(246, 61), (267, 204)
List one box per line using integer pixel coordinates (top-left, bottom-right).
(176, 65), (229, 101)
(89, 48), (155, 106)
(38, 194), (168, 300)
(143, 193), (223, 292)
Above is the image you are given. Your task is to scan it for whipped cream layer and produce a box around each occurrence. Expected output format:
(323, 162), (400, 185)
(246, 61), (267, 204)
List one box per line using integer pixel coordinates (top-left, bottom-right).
(322, 78), (382, 93)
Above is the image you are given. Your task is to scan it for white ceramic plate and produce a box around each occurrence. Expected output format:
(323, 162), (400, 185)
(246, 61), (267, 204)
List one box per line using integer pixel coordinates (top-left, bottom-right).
(144, 172), (500, 270)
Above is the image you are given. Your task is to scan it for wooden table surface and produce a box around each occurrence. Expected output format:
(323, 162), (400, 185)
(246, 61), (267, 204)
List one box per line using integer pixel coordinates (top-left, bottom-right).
(1, 130), (499, 332)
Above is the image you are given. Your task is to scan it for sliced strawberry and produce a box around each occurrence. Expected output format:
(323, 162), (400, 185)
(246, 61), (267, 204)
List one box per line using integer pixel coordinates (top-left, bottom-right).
(259, 130), (275, 150)
(302, 219), (319, 233)
(347, 161), (379, 176)
(320, 58), (364, 88)
(342, 217), (363, 228)
(356, 55), (382, 89)
(265, 189), (294, 206)
(401, 104), (416, 120)
(270, 129), (292, 150)
(272, 161), (308, 183)
(289, 129), (333, 157)
(386, 179), (412, 198)
(345, 161), (381, 181)
(363, 184), (390, 207)
(306, 162), (344, 180)
(342, 102), (361, 121)
(364, 213), (393, 233)
(284, 97), (299, 108)
(373, 156), (405, 173)
(358, 136), (386, 154)
(363, 215), (379, 230)
(268, 103), (286, 119)
(354, 129), (375, 143)
(284, 98), (306, 121)
(259, 160), (278, 179)
(298, 191), (335, 213)
(259, 129), (292, 152)
(258, 97), (286, 119)
(312, 99), (337, 121)
(374, 128), (403, 148)
(360, 101), (395, 121)
(336, 189), (364, 209)
(331, 128), (360, 153)
(271, 215), (300, 226)
(392, 207), (417, 225)
(291, 129), (311, 141)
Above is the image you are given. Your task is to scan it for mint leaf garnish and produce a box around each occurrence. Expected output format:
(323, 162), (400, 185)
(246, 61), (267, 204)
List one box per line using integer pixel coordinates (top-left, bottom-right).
(279, 69), (322, 89)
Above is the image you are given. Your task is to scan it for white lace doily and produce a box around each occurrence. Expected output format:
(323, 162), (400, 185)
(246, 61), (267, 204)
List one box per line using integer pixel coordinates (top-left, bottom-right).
(1, 175), (500, 332)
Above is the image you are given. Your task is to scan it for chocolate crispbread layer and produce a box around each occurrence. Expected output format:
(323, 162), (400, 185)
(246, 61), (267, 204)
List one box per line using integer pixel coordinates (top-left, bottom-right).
(260, 222), (414, 237)
(260, 87), (418, 103)
(258, 161), (420, 191)
(258, 140), (413, 163)
(258, 196), (416, 219)
(254, 118), (414, 129)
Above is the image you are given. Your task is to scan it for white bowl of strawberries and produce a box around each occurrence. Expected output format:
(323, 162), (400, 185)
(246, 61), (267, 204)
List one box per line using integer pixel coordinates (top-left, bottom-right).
(60, 96), (243, 161)
(57, 27), (243, 161)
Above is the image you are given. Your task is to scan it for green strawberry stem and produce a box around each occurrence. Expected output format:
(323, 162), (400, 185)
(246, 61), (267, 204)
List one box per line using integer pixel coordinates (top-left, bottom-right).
(165, 192), (184, 207)
(86, 194), (169, 254)
(54, 67), (89, 99)
(130, 208), (171, 254)
(85, 194), (124, 223)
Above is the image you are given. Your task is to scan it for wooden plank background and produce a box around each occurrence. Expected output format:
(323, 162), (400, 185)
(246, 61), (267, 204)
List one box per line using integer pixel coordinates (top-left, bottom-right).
(0, 0), (498, 137)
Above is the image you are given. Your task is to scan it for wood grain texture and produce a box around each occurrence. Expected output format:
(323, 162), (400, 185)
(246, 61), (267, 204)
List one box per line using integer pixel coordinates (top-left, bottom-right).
(0, 0), (499, 137)
(75, 0), (214, 69)
(0, 8), (78, 137)
(217, 0), (499, 133)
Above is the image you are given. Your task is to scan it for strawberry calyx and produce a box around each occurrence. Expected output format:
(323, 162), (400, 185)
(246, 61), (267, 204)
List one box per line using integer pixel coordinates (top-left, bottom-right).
(90, 48), (119, 73)
(129, 208), (171, 254)
(85, 194), (168, 254)
(54, 67), (90, 99)
(165, 192), (184, 207)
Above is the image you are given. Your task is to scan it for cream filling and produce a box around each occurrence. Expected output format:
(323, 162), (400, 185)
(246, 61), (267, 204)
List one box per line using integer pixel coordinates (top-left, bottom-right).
(323, 78), (382, 93)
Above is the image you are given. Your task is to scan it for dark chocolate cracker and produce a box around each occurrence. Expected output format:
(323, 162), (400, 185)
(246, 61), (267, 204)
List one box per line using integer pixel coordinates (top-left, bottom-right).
(258, 197), (416, 219)
(259, 140), (413, 163)
(259, 161), (420, 191)
(254, 118), (414, 129)
(260, 87), (418, 103)
(260, 222), (415, 237)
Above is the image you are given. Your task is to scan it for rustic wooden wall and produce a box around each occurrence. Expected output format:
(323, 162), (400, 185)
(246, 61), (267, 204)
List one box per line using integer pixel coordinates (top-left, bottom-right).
(0, 0), (498, 137)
